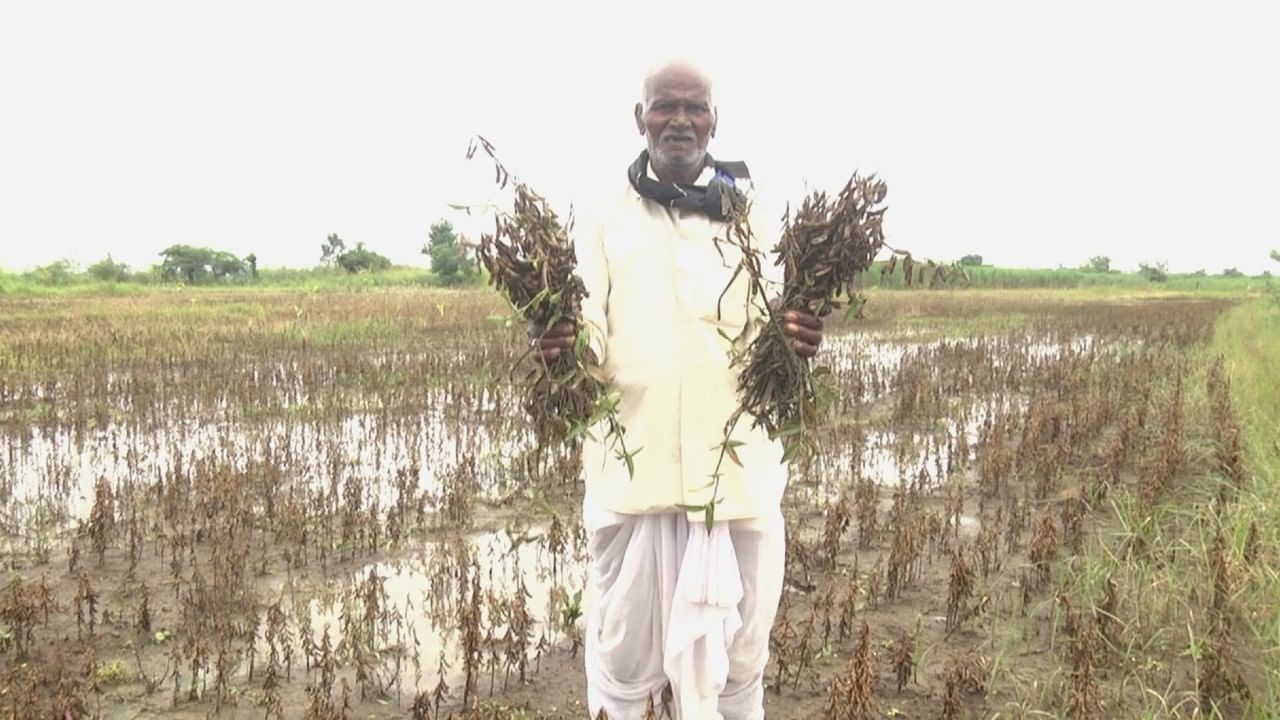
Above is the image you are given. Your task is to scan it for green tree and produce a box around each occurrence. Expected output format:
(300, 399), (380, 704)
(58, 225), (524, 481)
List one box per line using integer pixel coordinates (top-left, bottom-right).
(210, 251), (247, 279)
(1082, 256), (1112, 273)
(321, 233), (346, 267)
(87, 255), (130, 282)
(24, 260), (79, 286)
(1138, 261), (1168, 283)
(1221, 267), (1245, 278)
(335, 242), (391, 273)
(423, 221), (475, 286)
(160, 245), (213, 283)
(1270, 249), (1279, 263)
(245, 253), (258, 280)
(958, 254), (983, 267)
(159, 245), (249, 284)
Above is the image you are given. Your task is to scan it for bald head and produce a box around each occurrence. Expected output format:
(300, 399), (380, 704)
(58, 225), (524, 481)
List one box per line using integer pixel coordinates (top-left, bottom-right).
(640, 61), (714, 110)
(635, 61), (718, 184)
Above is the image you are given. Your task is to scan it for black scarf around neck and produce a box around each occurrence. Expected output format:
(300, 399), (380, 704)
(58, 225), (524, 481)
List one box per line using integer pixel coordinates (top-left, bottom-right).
(627, 150), (750, 221)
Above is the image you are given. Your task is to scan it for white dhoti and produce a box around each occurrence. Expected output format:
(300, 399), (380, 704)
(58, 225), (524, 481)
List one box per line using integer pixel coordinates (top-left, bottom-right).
(583, 502), (786, 720)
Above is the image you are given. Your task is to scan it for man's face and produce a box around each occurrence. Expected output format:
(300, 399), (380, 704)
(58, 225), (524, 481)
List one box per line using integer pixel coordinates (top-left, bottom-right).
(635, 66), (716, 179)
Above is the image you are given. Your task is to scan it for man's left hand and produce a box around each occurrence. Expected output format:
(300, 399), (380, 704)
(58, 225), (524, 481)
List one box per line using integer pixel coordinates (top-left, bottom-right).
(783, 309), (823, 358)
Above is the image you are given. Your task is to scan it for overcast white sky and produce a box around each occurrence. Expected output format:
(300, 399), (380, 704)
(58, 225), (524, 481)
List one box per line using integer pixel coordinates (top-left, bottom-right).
(2, 1), (1277, 275)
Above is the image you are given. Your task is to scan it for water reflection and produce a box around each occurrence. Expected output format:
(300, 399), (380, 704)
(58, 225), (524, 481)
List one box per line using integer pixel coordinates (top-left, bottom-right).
(0, 328), (1099, 698)
(2, 395), (531, 528)
(293, 527), (593, 693)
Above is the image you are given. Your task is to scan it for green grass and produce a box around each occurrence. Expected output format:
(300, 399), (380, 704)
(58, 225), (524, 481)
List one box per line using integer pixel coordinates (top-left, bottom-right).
(252, 265), (441, 289)
(93, 659), (133, 685)
(0, 265), (485, 297)
(4, 259), (1270, 298)
(868, 264), (1269, 293)
(0, 275), (153, 297)
(1008, 297), (1280, 717)
(1212, 299), (1280, 704)
(1215, 299), (1280, 445)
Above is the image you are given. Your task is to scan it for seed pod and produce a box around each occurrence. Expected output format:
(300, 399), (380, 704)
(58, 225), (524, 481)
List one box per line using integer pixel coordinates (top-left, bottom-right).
(468, 137), (634, 466)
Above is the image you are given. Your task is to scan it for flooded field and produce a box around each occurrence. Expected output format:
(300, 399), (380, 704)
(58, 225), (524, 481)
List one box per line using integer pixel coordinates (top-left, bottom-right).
(0, 289), (1266, 719)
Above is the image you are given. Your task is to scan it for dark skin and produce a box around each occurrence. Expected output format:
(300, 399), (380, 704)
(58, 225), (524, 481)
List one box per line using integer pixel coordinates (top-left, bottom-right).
(634, 63), (718, 186)
(533, 63), (823, 363)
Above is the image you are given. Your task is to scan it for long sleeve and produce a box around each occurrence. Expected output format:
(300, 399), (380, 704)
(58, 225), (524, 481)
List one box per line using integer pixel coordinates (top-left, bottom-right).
(580, 180), (788, 523)
(573, 208), (610, 365)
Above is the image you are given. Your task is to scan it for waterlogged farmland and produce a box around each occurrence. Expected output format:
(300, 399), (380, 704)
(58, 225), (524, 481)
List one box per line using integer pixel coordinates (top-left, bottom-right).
(0, 289), (1270, 719)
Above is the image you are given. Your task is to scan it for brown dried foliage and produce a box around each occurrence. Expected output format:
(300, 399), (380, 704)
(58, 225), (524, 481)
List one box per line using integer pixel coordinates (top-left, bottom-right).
(729, 175), (891, 461)
(467, 136), (632, 463)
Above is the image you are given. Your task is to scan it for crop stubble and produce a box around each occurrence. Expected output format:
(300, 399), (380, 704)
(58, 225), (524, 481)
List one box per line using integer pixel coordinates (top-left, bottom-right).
(0, 290), (1264, 719)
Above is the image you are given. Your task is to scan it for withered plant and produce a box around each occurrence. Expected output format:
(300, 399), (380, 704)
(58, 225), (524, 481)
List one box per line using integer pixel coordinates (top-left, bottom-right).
(847, 621), (877, 720)
(854, 471), (879, 549)
(0, 250), (1251, 719)
(1141, 371), (1185, 508)
(688, 173), (959, 527)
(0, 575), (38, 658)
(975, 510), (1002, 580)
(1197, 530), (1251, 713)
(819, 493), (853, 570)
(941, 653), (987, 720)
(1057, 594), (1103, 720)
(883, 485), (925, 600)
(864, 558), (883, 611)
(410, 690), (432, 720)
(460, 562), (484, 708)
(729, 176), (891, 455)
(945, 546), (975, 633)
(74, 571), (98, 640)
(768, 594), (794, 694)
(891, 631), (914, 693)
(466, 136), (636, 471)
(1207, 356), (1245, 485)
(1060, 490), (1086, 554)
(1028, 510), (1059, 590)
(837, 555), (861, 641)
(940, 673), (963, 720)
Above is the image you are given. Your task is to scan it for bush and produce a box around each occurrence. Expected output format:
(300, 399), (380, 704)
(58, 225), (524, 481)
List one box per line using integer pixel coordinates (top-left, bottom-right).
(1138, 262), (1168, 283)
(1082, 256), (1112, 273)
(423, 221), (476, 286)
(24, 260), (79, 286)
(336, 243), (392, 274)
(87, 255), (131, 282)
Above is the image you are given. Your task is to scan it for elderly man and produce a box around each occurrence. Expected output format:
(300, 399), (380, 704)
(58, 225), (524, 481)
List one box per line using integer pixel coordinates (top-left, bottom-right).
(535, 61), (823, 719)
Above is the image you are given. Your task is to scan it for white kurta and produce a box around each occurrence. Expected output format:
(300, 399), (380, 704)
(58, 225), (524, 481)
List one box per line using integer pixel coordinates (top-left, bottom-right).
(575, 164), (790, 720)
(574, 165), (788, 523)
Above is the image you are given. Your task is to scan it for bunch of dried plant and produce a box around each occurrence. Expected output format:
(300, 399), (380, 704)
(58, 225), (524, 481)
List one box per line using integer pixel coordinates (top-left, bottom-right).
(465, 136), (637, 474)
(724, 176), (892, 467)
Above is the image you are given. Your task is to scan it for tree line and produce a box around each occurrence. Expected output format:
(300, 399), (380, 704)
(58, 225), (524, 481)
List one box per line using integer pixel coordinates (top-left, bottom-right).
(11, 221), (479, 287)
(956, 253), (1268, 283)
(9, 242), (1275, 288)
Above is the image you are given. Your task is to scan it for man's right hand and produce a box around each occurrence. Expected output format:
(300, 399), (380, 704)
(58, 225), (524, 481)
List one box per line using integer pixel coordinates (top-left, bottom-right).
(529, 320), (578, 364)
